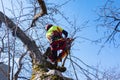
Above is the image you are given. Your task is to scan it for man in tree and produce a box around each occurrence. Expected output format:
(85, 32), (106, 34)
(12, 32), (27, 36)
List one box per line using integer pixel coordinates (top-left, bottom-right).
(45, 24), (68, 66)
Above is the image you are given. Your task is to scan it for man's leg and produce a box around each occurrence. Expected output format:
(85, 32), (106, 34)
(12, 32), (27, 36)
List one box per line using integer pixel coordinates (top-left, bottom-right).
(43, 47), (51, 59)
(57, 49), (68, 62)
(52, 50), (58, 66)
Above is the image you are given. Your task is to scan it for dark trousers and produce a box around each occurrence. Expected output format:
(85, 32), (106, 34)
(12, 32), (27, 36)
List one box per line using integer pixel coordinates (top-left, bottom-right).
(51, 50), (57, 62)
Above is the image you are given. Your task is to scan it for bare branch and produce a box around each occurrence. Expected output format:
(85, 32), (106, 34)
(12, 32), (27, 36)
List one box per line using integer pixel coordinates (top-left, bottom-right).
(0, 11), (42, 62)
(0, 20), (2, 27)
(69, 58), (99, 80)
(31, 0), (47, 27)
(0, 11), (72, 79)
(14, 52), (27, 80)
(114, 21), (120, 32)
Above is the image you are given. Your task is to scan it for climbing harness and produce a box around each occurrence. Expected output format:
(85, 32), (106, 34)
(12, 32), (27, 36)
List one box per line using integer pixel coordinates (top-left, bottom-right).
(49, 38), (74, 67)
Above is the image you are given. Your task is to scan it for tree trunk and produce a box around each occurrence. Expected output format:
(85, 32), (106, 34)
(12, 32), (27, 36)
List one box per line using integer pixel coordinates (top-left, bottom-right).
(0, 12), (73, 80)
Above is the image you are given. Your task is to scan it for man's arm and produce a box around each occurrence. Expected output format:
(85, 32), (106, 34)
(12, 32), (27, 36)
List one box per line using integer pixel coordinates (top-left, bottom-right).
(62, 30), (68, 38)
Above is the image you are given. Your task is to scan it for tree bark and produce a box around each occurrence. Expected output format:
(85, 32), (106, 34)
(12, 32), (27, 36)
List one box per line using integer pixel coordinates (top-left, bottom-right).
(0, 1), (72, 80)
(0, 11), (73, 80)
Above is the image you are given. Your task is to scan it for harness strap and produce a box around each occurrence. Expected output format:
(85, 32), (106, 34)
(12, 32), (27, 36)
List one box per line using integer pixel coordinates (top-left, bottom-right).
(50, 38), (66, 51)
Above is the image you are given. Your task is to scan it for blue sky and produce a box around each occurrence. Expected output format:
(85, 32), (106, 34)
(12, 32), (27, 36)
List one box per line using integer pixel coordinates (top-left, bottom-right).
(58, 0), (120, 69)
(46, 0), (120, 79)
(0, 0), (120, 79)
(71, 0), (120, 68)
